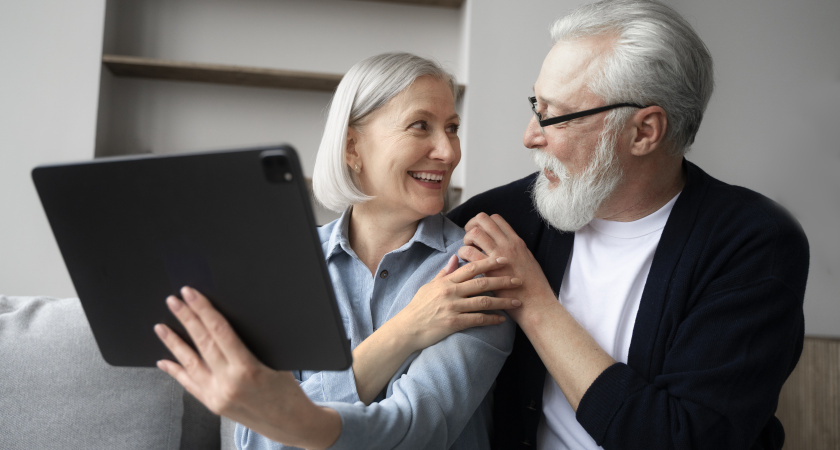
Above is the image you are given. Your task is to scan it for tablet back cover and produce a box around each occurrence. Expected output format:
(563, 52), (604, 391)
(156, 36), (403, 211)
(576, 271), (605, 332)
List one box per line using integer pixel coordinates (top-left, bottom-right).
(32, 145), (351, 371)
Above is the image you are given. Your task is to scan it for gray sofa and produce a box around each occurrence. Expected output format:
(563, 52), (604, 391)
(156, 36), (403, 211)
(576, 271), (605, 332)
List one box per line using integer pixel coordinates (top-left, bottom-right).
(0, 295), (237, 449)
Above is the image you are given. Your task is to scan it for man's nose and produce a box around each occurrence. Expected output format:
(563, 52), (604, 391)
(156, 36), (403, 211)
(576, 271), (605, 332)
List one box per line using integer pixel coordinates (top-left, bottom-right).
(523, 116), (546, 149)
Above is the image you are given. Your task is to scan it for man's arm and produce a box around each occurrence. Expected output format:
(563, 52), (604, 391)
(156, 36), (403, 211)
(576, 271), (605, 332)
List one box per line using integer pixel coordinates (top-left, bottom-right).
(458, 213), (613, 409)
(458, 208), (808, 449)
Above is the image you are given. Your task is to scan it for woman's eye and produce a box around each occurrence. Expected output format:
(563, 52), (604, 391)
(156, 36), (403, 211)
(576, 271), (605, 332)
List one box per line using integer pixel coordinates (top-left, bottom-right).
(446, 123), (460, 134)
(410, 121), (428, 131)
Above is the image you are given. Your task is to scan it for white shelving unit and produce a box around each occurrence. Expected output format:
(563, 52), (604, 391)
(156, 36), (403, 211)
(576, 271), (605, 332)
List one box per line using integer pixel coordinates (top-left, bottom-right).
(95, 0), (467, 222)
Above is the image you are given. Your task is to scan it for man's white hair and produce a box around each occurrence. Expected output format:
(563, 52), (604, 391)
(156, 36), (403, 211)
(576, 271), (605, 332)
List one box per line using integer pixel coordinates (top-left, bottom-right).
(550, 0), (714, 155)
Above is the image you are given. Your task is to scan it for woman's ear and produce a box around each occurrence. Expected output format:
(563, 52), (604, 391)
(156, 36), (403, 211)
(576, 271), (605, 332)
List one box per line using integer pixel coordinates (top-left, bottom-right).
(345, 126), (360, 169)
(629, 106), (668, 157)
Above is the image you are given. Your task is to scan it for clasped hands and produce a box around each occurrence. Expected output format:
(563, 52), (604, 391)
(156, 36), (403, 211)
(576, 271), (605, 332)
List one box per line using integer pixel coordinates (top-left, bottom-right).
(459, 212), (558, 323)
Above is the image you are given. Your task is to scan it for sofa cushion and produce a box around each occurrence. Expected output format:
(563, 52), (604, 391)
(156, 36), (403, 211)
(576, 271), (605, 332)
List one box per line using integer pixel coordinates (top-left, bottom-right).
(0, 295), (219, 449)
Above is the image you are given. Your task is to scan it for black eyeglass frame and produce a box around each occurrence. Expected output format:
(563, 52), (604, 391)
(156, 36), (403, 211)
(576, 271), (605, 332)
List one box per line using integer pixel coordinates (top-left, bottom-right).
(528, 96), (647, 129)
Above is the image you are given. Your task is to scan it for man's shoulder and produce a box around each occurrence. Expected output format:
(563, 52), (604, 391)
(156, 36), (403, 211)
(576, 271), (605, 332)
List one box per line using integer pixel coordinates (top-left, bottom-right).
(685, 161), (803, 233)
(448, 173), (540, 228)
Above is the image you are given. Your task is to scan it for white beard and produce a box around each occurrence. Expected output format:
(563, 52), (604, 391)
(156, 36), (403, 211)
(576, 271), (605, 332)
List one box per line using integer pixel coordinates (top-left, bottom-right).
(530, 129), (623, 232)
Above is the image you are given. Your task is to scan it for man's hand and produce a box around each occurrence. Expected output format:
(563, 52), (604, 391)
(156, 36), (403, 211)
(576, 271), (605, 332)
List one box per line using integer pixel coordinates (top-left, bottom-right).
(459, 213), (557, 322)
(459, 213), (616, 410)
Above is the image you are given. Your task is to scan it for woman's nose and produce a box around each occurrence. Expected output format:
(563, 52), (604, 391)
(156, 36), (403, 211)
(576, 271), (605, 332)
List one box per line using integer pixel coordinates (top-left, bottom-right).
(430, 133), (460, 163)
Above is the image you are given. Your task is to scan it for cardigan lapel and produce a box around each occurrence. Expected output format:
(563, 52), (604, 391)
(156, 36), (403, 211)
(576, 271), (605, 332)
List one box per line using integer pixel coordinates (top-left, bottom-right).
(627, 159), (709, 380)
(536, 225), (574, 296)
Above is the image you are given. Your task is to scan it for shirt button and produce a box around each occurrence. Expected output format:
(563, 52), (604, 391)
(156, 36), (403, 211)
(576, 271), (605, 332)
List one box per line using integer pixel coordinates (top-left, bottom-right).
(379, 270), (389, 279)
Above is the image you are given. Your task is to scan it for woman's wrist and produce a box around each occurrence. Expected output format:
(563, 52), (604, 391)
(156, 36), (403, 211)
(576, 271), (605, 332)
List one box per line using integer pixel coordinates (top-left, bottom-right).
(259, 402), (341, 450)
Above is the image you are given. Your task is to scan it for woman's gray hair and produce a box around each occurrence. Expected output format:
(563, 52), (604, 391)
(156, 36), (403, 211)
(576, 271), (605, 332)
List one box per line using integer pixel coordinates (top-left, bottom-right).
(551, 0), (714, 155)
(312, 52), (457, 213)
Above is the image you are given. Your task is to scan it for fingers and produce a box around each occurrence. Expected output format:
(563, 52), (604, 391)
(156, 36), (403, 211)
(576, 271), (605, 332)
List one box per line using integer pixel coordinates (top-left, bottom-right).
(154, 342), (204, 398)
(456, 274), (523, 299)
(463, 212), (490, 233)
(487, 213), (517, 236)
(437, 254), (460, 278)
(161, 290), (229, 370)
(447, 254), (506, 283)
(183, 287), (260, 367)
(463, 226), (498, 257)
(160, 287), (258, 369)
(458, 245), (488, 263)
(463, 213), (518, 257)
(453, 295), (522, 313)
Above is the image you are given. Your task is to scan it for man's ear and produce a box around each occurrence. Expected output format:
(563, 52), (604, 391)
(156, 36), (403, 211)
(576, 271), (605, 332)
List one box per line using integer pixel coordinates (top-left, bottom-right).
(629, 106), (668, 157)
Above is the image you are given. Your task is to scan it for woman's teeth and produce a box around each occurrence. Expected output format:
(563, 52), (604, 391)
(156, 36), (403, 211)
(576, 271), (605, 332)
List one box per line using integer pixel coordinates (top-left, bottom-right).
(409, 171), (443, 182)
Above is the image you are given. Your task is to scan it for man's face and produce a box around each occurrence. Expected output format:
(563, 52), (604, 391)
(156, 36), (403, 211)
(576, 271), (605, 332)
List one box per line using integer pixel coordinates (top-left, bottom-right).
(525, 37), (627, 232)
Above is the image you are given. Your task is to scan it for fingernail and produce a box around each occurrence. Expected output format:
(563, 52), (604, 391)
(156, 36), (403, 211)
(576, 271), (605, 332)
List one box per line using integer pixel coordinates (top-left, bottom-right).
(181, 286), (195, 302)
(511, 277), (523, 285)
(512, 299), (522, 307)
(167, 295), (182, 311)
(496, 257), (509, 264)
(154, 323), (168, 338)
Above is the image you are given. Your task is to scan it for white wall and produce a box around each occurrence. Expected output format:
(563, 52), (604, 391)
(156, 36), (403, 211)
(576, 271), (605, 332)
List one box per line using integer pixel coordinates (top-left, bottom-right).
(0, 0), (105, 297)
(1, 0), (837, 336)
(671, 0), (840, 337)
(460, 0), (840, 337)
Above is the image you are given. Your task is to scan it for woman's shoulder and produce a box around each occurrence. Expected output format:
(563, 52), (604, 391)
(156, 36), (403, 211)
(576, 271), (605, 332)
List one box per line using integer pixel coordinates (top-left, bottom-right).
(440, 214), (466, 251)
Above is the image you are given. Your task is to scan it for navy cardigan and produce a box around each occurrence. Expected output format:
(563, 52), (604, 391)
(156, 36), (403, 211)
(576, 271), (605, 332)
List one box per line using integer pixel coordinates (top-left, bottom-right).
(448, 160), (809, 449)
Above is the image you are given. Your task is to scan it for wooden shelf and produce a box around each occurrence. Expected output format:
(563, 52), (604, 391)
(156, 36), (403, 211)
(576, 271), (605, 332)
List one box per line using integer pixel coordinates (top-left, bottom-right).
(103, 54), (466, 96)
(352, 0), (464, 8)
(102, 54), (344, 92)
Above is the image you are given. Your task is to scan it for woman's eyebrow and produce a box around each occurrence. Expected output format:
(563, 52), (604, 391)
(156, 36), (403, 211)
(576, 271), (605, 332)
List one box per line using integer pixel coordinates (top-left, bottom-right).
(406, 109), (461, 122)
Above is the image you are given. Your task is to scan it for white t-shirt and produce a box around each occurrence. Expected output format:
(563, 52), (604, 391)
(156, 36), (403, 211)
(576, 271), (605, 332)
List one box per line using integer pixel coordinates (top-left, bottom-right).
(537, 193), (679, 449)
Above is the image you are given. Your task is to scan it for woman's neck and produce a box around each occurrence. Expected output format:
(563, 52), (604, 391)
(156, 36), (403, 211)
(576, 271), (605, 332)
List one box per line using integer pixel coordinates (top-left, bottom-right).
(348, 204), (421, 275)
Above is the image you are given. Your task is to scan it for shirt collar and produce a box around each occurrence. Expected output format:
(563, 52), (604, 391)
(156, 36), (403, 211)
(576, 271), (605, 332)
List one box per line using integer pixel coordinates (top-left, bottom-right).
(324, 208), (448, 261)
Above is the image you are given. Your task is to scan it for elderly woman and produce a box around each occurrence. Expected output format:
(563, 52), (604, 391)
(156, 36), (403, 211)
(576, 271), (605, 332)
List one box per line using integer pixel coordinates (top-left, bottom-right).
(153, 52), (519, 449)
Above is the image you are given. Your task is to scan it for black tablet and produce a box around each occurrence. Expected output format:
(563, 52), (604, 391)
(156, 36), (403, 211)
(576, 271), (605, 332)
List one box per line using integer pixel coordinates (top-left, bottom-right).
(32, 145), (351, 371)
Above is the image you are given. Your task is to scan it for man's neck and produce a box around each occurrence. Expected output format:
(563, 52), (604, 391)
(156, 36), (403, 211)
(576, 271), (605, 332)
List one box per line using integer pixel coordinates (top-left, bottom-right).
(596, 158), (685, 223)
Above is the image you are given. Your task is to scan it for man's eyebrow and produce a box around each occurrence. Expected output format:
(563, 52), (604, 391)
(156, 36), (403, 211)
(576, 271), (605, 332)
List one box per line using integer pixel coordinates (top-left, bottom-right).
(533, 90), (570, 115)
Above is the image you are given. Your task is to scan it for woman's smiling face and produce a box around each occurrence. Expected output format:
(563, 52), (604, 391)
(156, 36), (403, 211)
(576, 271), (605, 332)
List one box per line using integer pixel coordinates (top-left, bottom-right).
(347, 75), (461, 223)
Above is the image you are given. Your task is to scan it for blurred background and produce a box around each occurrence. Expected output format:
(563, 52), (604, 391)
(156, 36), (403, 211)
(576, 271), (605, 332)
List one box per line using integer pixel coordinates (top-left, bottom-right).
(1, 0), (837, 337)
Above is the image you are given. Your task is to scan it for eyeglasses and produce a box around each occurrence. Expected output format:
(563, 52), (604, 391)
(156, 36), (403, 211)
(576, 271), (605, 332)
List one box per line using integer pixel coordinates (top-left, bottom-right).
(528, 96), (646, 133)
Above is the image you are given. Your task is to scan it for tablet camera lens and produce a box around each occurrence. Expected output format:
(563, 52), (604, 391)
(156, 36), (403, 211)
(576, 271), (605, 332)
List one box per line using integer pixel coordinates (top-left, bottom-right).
(262, 154), (292, 183)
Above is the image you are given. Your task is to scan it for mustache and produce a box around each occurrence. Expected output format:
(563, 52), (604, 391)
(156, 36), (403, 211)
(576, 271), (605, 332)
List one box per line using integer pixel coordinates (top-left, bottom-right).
(531, 150), (569, 181)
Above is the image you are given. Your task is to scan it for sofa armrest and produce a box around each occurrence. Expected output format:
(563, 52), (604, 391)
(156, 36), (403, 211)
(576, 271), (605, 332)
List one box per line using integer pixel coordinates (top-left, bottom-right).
(0, 295), (221, 449)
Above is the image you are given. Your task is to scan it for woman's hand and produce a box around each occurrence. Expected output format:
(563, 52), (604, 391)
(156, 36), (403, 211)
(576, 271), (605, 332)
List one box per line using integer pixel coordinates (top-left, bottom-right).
(352, 255), (521, 404)
(389, 254), (522, 351)
(154, 286), (340, 449)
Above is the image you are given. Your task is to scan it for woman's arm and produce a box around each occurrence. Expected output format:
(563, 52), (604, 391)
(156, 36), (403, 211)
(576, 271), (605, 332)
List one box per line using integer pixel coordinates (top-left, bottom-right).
(351, 254), (522, 404)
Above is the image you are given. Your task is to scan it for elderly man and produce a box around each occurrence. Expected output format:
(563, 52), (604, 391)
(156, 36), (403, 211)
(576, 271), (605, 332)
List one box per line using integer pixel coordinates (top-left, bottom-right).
(448, 0), (809, 449)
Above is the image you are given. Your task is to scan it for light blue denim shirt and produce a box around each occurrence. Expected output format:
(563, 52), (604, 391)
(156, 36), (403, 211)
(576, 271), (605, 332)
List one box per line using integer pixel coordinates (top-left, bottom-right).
(235, 211), (514, 449)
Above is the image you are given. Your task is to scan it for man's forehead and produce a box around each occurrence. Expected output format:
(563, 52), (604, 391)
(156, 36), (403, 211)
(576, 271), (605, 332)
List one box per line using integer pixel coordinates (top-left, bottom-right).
(534, 38), (608, 107)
